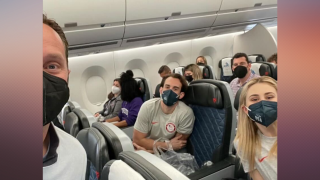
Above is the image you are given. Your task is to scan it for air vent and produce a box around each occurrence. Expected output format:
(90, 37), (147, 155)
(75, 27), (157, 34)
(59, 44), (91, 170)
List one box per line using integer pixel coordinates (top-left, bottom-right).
(126, 29), (206, 43)
(68, 41), (118, 51)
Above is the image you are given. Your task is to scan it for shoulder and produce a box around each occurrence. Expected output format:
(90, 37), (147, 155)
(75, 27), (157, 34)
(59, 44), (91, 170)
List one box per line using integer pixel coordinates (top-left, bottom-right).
(54, 126), (86, 159)
(132, 97), (144, 104)
(141, 98), (160, 109)
(177, 101), (194, 115)
(230, 78), (239, 86)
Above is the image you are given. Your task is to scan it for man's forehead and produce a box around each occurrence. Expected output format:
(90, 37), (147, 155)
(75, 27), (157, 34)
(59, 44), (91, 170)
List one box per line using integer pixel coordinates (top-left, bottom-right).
(43, 24), (66, 57)
(165, 77), (181, 87)
(233, 57), (247, 63)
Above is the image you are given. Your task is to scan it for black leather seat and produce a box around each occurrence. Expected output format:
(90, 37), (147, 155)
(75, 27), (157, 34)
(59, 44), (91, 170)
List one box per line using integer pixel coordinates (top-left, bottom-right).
(274, 66), (277, 81)
(101, 151), (190, 180)
(248, 54), (266, 62)
(135, 77), (151, 102)
(64, 108), (95, 137)
(251, 62), (276, 79)
(198, 65), (214, 79)
(76, 127), (109, 180)
(234, 87), (243, 111)
(183, 79), (238, 179)
(154, 84), (161, 98)
(67, 101), (81, 111)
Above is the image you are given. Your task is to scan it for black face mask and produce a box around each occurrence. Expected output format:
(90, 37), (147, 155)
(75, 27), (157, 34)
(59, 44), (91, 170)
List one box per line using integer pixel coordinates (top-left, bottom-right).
(185, 75), (193, 82)
(43, 71), (69, 126)
(233, 66), (248, 78)
(197, 62), (205, 66)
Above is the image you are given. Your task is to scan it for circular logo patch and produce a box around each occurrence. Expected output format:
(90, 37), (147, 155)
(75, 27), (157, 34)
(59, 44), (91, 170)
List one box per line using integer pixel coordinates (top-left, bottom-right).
(165, 123), (176, 133)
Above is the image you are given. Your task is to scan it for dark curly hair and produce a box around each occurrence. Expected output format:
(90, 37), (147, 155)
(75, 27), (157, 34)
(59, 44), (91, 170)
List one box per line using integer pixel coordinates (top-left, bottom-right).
(120, 70), (142, 102)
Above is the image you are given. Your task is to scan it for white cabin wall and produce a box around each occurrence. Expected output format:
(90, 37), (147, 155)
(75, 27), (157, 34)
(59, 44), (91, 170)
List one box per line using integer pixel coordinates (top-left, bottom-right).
(68, 32), (247, 114)
(268, 26), (277, 43)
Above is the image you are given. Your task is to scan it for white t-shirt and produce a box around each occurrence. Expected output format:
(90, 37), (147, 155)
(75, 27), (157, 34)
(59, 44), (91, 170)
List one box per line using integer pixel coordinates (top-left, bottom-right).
(43, 124), (87, 180)
(134, 98), (195, 140)
(234, 130), (277, 180)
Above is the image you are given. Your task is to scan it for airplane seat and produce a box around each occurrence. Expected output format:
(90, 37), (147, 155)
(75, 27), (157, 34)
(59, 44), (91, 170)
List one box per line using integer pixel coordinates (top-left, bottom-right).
(234, 87), (243, 111)
(219, 57), (235, 83)
(73, 108), (96, 127)
(251, 62), (276, 79)
(101, 159), (146, 180)
(64, 112), (80, 137)
(76, 127), (109, 180)
(172, 66), (185, 75)
(274, 66), (278, 81)
(154, 84), (161, 98)
(67, 101), (81, 111)
(248, 54), (266, 63)
(198, 65), (214, 79)
(183, 79), (237, 179)
(92, 122), (134, 160)
(135, 77), (151, 102)
(101, 151), (190, 180)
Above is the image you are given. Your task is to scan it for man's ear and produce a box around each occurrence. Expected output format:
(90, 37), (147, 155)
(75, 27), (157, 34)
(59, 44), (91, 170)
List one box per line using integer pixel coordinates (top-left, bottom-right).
(179, 92), (185, 99)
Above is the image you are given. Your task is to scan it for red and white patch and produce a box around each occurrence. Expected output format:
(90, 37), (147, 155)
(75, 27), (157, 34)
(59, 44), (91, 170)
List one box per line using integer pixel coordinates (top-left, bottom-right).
(165, 122), (176, 133)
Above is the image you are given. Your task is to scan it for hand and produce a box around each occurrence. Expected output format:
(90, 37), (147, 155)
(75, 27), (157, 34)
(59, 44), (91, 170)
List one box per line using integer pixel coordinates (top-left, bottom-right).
(94, 113), (100, 117)
(133, 142), (147, 151)
(170, 134), (187, 150)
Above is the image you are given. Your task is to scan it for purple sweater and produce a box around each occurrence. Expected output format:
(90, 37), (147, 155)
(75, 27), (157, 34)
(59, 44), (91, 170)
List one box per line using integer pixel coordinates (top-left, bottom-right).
(118, 97), (143, 126)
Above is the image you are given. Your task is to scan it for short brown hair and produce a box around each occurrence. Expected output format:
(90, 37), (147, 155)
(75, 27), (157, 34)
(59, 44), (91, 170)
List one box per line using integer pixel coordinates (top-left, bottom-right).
(160, 74), (188, 93)
(267, 53), (277, 64)
(158, 65), (171, 74)
(43, 14), (69, 62)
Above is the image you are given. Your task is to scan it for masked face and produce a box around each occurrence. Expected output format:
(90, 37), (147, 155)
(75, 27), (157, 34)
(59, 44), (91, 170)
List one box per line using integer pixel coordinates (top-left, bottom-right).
(161, 89), (180, 106)
(185, 75), (193, 82)
(111, 86), (121, 94)
(43, 71), (69, 126)
(233, 65), (248, 78)
(246, 101), (277, 127)
(197, 62), (205, 66)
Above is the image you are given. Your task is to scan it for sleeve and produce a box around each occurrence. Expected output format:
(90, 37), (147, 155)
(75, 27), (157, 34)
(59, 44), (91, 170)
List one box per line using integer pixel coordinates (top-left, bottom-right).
(118, 102), (124, 121)
(133, 101), (151, 134)
(105, 99), (123, 120)
(177, 107), (195, 134)
(125, 98), (143, 126)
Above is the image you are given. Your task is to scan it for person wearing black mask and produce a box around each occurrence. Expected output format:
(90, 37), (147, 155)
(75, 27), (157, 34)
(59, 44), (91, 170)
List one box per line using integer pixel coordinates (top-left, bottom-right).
(196, 56), (208, 66)
(132, 74), (195, 153)
(230, 53), (260, 97)
(184, 64), (203, 84)
(43, 14), (87, 180)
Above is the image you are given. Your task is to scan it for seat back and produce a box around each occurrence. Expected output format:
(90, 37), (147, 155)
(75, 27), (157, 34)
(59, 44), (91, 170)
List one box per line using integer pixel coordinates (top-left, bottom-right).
(92, 122), (134, 160)
(101, 160), (145, 180)
(135, 77), (152, 102)
(219, 57), (235, 83)
(76, 127), (109, 180)
(234, 87), (243, 111)
(73, 108), (96, 128)
(183, 80), (237, 166)
(248, 54), (266, 63)
(274, 65), (277, 81)
(154, 84), (161, 98)
(198, 65), (214, 79)
(172, 66), (185, 75)
(251, 62), (276, 79)
(101, 151), (190, 180)
(67, 101), (81, 111)
(64, 112), (80, 137)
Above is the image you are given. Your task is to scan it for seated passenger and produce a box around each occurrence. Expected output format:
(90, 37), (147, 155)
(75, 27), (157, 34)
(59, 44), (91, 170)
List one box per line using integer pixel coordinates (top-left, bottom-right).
(158, 65), (172, 78)
(184, 64), (203, 83)
(95, 78), (123, 121)
(230, 53), (260, 97)
(267, 53), (277, 65)
(234, 76), (277, 180)
(43, 14), (87, 180)
(132, 74), (195, 153)
(105, 70), (143, 128)
(195, 56), (207, 66)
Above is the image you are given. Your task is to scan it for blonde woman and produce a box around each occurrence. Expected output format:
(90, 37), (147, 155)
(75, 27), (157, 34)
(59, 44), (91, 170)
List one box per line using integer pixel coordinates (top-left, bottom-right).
(234, 76), (277, 180)
(184, 64), (203, 83)
(196, 56), (208, 65)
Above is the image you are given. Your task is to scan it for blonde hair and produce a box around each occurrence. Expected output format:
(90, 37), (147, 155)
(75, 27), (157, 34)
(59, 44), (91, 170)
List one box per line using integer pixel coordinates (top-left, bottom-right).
(185, 64), (203, 80)
(234, 76), (277, 171)
(196, 56), (208, 65)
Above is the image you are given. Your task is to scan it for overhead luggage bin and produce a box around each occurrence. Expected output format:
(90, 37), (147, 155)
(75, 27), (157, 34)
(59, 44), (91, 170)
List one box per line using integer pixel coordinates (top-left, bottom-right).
(124, 0), (221, 39)
(219, 0), (277, 11)
(43, 0), (125, 54)
(214, 6), (277, 27)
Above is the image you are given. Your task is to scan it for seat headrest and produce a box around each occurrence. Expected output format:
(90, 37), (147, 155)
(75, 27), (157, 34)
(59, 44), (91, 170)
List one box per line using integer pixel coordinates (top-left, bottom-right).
(64, 112), (80, 137)
(184, 82), (223, 109)
(198, 65), (214, 79)
(92, 122), (134, 159)
(219, 58), (233, 76)
(154, 84), (161, 98)
(172, 66), (185, 75)
(234, 87), (243, 111)
(251, 62), (275, 77)
(135, 78), (145, 94)
(73, 108), (95, 128)
(67, 101), (81, 110)
(274, 66), (277, 81)
(76, 128), (109, 174)
(248, 54), (266, 62)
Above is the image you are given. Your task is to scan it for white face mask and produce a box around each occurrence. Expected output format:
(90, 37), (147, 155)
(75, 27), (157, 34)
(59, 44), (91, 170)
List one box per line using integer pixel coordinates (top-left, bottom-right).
(111, 86), (121, 94)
